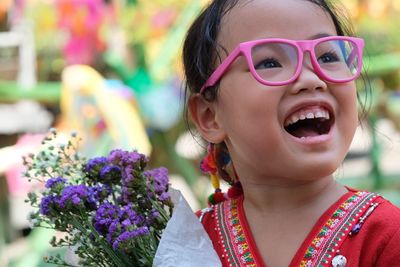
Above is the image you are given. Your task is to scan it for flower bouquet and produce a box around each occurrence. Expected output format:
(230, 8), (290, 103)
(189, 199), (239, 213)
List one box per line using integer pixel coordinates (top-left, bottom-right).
(24, 129), (221, 267)
(23, 129), (165, 266)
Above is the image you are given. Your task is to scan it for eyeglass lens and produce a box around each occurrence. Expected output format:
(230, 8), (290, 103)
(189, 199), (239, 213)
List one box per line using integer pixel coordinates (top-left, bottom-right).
(250, 39), (360, 83)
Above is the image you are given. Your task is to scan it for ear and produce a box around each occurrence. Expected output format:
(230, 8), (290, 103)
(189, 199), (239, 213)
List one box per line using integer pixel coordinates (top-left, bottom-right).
(188, 94), (226, 143)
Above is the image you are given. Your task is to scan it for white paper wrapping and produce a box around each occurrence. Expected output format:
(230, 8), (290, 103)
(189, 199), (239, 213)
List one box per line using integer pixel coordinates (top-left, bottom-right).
(153, 189), (222, 267)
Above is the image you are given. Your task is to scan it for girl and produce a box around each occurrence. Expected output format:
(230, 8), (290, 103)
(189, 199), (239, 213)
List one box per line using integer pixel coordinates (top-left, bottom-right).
(183, 0), (400, 266)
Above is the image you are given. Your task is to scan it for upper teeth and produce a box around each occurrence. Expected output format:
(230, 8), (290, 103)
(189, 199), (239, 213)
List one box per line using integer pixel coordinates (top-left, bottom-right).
(284, 107), (330, 127)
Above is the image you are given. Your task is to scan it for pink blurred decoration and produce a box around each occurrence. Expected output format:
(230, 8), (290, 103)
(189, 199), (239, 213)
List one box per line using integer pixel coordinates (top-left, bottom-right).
(56, 0), (108, 65)
(5, 134), (45, 196)
(151, 9), (176, 28)
(5, 0), (25, 26)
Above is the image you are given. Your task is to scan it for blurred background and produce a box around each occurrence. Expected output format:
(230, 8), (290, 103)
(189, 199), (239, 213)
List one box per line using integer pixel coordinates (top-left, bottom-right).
(0, 0), (399, 266)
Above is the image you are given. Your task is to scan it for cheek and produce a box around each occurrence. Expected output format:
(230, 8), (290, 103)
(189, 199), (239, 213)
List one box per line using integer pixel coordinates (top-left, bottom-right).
(216, 88), (284, 152)
(219, 76), (277, 114)
(337, 87), (359, 142)
(347, 89), (359, 122)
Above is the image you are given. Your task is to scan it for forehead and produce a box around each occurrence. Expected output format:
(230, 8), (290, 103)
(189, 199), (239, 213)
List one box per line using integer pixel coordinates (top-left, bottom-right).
(218, 0), (337, 51)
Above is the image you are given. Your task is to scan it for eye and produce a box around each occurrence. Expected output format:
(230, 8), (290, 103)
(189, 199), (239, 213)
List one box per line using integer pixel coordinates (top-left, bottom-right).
(254, 58), (282, 70)
(318, 52), (340, 64)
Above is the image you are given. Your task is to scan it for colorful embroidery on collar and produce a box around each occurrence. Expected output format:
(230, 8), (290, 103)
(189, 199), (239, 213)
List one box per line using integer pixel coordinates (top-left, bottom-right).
(213, 191), (380, 267)
(300, 191), (379, 267)
(215, 197), (258, 267)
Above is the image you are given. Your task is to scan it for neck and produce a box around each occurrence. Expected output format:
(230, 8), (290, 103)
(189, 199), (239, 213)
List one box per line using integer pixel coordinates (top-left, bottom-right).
(241, 175), (347, 215)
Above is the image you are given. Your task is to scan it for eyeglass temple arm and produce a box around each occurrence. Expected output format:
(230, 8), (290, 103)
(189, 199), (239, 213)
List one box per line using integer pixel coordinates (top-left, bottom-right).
(200, 47), (242, 94)
(346, 48), (358, 66)
(346, 39), (364, 67)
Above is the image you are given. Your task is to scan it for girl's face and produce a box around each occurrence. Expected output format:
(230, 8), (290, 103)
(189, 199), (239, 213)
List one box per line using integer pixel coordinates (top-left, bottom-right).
(192, 0), (358, 185)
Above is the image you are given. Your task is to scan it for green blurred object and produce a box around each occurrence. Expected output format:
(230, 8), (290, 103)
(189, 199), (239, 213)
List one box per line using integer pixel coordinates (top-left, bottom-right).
(127, 0), (138, 5)
(125, 68), (153, 95)
(0, 81), (60, 103)
(149, 1), (202, 81)
(364, 53), (400, 78)
(375, 189), (400, 207)
(368, 115), (384, 190)
(8, 228), (56, 267)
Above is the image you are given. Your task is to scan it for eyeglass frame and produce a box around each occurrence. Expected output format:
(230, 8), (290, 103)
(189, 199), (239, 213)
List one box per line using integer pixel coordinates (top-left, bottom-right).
(200, 35), (365, 94)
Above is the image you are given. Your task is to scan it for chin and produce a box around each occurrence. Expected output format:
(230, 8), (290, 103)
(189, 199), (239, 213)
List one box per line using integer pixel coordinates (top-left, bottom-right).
(294, 160), (340, 181)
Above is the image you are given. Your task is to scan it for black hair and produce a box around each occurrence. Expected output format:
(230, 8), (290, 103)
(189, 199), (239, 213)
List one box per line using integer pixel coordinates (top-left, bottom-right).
(182, 0), (241, 102)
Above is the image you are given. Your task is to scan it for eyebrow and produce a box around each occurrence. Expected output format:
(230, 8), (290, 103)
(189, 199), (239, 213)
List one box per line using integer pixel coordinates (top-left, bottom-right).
(309, 33), (333, 40)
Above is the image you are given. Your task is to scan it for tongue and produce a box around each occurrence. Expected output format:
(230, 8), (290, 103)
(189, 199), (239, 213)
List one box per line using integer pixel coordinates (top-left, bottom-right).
(286, 118), (331, 138)
(292, 127), (320, 138)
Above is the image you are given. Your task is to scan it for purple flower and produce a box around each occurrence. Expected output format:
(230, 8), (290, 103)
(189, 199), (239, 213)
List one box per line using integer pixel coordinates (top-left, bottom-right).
(119, 204), (145, 226)
(59, 184), (89, 209)
(151, 209), (160, 219)
(121, 219), (131, 228)
(85, 156), (107, 173)
(85, 185), (111, 210)
(94, 202), (151, 245)
(158, 192), (170, 202)
(107, 149), (147, 170)
(93, 203), (120, 235)
(88, 184), (111, 203)
(112, 226), (150, 250)
(99, 165), (121, 184)
(107, 220), (120, 243)
(120, 186), (133, 203)
(122, 165), (135, 183)
(39, 195), (60, 215)
(144, 167), (169, 194)
(145, 208), (161, 225)
(45, 177), (67, 189)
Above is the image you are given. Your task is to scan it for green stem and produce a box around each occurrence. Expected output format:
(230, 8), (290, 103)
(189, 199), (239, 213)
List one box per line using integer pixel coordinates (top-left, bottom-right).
(112, 190), (118, 204)
(83, 219), (132, 266)
(146, 189), (172, 223)
(69, 216), (124, 266)
(151, 200), (170, 223)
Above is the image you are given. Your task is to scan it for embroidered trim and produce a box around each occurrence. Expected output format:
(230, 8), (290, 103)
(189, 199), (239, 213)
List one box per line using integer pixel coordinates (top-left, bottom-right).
(215, 198), (258, 267)
(300, 191), (380, 267)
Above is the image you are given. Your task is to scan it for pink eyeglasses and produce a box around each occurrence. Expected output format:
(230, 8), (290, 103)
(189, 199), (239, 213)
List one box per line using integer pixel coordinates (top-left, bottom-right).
(200, 36), (364, 93)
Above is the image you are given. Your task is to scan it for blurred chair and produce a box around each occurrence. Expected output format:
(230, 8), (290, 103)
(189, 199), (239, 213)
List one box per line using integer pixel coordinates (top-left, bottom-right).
(0, 19), (36, 89)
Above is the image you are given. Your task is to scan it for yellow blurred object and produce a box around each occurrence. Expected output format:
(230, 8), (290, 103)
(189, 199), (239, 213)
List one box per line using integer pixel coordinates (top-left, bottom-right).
(60, 65), (151, 156)
(368, 0), (389, 18)
(210, 173), (220, 190)
(0, 0), (12, 10)
(0, 0), (12, 19)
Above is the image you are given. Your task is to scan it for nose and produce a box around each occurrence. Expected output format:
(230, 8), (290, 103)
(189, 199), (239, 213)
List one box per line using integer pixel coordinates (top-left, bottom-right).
(288, 53), (327, 94)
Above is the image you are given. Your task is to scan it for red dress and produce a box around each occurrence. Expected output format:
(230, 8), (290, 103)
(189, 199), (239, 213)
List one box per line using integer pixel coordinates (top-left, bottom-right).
(198, 188), (400, 267)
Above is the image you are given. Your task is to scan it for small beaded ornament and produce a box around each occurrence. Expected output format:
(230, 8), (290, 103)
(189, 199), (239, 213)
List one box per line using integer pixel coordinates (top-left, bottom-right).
(200, 143), (243, 205)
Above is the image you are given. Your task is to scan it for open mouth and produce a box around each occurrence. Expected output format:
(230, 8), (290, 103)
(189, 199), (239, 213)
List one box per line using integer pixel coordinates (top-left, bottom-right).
(284, 107), (334, 139)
